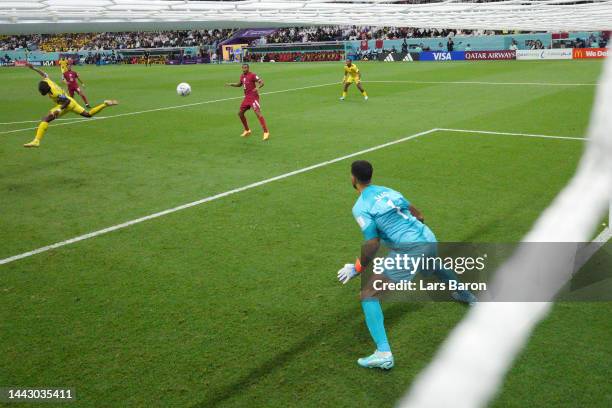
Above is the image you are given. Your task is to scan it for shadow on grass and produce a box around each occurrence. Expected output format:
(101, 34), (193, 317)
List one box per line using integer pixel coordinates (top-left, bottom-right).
(191, 302), (424, 408)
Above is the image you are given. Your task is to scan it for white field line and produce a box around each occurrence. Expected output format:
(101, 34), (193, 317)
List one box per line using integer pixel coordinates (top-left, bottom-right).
(1, 79), (596, 129)
(0, 128), (438, 266)
(575, 227), (612, 271)
(593, 226), (612, 243)
(0, 82), (339, 136)
(437, 127), (585, 141)
(1, 127), (601, 267)
(366, 80), (597, 87)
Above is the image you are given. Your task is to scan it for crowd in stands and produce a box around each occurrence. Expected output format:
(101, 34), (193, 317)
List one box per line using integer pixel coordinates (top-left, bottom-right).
(0, 35), (41, 51)
(84, 52), (124, 65)
(80, 30), (234, 51)
(572, 32), (609, 48)
(2, 26), (531, 52)
(0, 30), (234, 52)
(262, 26), (505, 44)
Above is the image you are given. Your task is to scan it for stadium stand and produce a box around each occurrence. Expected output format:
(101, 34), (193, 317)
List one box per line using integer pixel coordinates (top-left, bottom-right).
(1, 26), (548, 52)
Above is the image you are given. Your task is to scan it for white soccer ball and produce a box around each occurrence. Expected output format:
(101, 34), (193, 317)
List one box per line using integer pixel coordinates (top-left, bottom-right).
(176, 82), (191, 96)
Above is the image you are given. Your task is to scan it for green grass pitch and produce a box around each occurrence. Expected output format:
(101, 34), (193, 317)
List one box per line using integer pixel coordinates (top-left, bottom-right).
(0, 60), (610, 407)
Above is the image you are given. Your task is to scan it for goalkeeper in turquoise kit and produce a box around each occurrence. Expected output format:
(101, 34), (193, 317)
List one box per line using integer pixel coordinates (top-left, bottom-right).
(337, 160), (477, 370)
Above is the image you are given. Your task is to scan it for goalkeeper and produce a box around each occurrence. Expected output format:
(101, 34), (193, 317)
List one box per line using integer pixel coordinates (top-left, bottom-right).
(337, 160), (477, 370)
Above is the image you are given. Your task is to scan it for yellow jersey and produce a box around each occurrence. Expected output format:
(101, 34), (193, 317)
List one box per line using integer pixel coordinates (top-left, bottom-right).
(59, 58), (70, 73)
(43, 78), (69, 104)
(42, 77), (85, 116)
(344, 63), (360, 78)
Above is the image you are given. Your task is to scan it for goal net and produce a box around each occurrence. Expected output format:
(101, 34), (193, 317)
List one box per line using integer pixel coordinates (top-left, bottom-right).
(399, 48), (612, 408)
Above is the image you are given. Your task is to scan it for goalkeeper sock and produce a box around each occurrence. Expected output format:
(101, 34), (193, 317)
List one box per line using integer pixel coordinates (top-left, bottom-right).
(361, 90), (368, 97)
(35, 121), (49, 142)
(342, 91), (347, 98)
(361, 299), (391, 352)
(88, 103), (107, 116)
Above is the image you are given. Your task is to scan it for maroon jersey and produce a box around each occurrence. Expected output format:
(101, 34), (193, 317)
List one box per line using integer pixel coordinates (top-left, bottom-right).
(240, 72), (260, 97)
(63, 70), (79, 89)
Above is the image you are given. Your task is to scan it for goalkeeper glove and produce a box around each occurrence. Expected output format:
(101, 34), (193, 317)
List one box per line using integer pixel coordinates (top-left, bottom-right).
(337, 263), (358, 284)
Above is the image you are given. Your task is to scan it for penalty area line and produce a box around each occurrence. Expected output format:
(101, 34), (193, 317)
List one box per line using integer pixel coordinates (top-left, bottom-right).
(437, 127), (585, 141)
(0, 128), (437, 266)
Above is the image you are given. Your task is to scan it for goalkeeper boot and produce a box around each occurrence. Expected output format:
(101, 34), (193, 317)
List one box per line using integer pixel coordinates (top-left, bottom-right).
(104, 100), (119, 106)
(357, 350), (394, 370)
(240, 129), (252, 138)
(23, 139), (40, 148)
(452, 290), (477, 306)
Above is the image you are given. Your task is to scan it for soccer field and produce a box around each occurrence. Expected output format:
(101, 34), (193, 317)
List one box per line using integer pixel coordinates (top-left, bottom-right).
(1, 60), (610, 407)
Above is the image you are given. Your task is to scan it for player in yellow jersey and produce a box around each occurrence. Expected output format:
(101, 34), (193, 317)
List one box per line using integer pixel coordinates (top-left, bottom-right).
(23, 63), (118, 148)
(340, 59), (368, 101)
(58, 57), (71, 74)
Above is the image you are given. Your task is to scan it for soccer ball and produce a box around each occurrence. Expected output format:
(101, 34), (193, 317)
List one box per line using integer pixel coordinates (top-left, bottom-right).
(176, 82), (191, 96)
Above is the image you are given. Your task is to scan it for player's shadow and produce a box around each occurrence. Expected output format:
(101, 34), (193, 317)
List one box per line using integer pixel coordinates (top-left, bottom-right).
(190, 301), (424, 408)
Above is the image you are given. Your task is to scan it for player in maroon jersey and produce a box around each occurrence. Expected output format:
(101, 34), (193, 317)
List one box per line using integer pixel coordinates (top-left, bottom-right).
(63, 65), (90, 108)
(225, 63), (270, 141)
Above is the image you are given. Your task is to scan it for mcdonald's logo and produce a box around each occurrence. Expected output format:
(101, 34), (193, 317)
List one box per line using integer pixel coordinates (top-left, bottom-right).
(573, 48), (608, 59)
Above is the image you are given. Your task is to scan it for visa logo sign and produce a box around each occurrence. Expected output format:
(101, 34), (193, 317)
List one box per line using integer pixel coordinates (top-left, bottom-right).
(433, 52), (452, 60)
(420, 51), (465, 61)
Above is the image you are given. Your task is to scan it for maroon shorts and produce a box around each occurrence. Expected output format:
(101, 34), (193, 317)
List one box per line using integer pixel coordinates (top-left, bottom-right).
(68, 86), (80, 97)
(240, 95), (261, 112)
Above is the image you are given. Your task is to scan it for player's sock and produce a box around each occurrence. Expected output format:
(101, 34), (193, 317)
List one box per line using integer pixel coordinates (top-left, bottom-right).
(342, 91), (347, 98)
(35, 121), (49, 142)
(239, 112), (249, 130)
(25, 121), (48, 147)
(81, 94), (90, 106)
(89, 103), (107, 116)
(361, 299), (391, 353)
(258, 116), (268, 132)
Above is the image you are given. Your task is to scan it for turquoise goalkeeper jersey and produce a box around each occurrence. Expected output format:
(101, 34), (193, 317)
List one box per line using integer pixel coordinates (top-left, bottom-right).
(352, 185), (435, 246)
